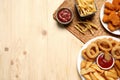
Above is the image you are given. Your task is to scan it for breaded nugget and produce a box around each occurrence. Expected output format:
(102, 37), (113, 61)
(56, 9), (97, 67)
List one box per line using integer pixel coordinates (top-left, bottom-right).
(118, 11), (120, 17)
(114, 5), (120, 11)
(109, 11), (120, 26)
(104, 8), (112, 15)
(112, 0), (120, 5)
(102, 14), (109, 23)
(112, 0), (120, 11)
(105, 2), (115, 10)
(108, 23), (118, 31)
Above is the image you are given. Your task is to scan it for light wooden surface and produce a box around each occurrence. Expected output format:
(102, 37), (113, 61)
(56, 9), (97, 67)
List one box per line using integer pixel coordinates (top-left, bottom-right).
(0, 0), (83, 80)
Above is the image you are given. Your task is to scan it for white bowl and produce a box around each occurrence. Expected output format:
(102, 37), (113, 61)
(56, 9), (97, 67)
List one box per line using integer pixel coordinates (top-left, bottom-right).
(56, 8), (74, 25)
(96, 53), (115, 70)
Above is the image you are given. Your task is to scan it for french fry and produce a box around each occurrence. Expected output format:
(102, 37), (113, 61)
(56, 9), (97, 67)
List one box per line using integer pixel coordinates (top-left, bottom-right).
(81, 60), (87, 69)
(86, 61), (93, 69)
(90, 72), (98, 80)
(115, 60), (120, 70)
(91, 64), (104, 73)
(94, 72), (105, 80)
(105, 70), (118, 79)
(114, 65), (120, 77)
(81, 68), (95, 75)
(83, 74), (92, 80)
(106, 77), (115, 80)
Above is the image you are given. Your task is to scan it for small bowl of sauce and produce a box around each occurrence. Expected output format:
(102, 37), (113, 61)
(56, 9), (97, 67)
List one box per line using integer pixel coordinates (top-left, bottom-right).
(56, 8), (74, 25)
(96, 53), (115, 70)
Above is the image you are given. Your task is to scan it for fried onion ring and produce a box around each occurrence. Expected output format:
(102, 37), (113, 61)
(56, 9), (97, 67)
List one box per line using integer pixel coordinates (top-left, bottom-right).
(97, 39), (112, 51)
(111, 45), (120, 59)
(86, 42), (99, 59)
(108, 38), (119, 47)
(82, 49), (94, 61)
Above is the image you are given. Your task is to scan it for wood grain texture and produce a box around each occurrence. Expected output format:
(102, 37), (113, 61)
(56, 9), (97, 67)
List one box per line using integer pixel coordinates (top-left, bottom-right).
(0, 0), (83, 80)
(53, 0), (120, 43)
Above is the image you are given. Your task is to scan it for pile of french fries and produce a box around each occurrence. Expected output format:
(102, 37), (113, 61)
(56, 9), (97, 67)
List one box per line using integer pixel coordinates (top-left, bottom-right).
(76, 0), (97, 16)
(80, 60), (120, 80)
(74, 21), (98, 35)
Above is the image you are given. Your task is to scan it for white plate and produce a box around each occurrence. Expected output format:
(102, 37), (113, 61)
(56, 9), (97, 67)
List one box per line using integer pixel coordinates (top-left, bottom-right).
(77, 36), (120, 80)
(100, 0), (120, 35)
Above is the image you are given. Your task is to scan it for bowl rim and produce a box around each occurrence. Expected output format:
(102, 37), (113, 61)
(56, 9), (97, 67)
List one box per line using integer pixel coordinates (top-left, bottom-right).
(56, 7), (74, 25)
(96, 53), (115, 70)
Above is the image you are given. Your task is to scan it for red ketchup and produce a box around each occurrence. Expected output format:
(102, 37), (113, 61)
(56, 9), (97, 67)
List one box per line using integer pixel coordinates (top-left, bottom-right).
(97, 53), (114, 69)
(57, 8), (72, 23)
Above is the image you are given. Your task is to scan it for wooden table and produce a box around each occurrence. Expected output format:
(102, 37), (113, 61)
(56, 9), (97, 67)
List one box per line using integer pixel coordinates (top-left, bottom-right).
(0, 0), (83, 80)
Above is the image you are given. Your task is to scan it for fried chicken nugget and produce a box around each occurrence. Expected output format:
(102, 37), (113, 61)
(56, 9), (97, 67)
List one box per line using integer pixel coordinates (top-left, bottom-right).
(102, 14), (110, 23)
(105, 2), (115, 10)
(112, 0), (120, 11)
(104, 8), (112, 15)
(109, 11), (120, 26)
(108, 23), (117, 31)
(118, 11), (120, 17)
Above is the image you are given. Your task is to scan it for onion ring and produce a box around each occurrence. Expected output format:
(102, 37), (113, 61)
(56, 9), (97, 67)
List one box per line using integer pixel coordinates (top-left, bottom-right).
(97, 38), (112, 51)
(82, 49), (94, 61)
(86, 42), (99, 59)
(109, 38), (119, 47)
(111, 45), (120, 59)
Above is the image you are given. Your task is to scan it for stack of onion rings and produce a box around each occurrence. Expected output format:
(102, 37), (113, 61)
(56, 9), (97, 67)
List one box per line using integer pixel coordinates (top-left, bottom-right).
(82, 38), (120, 61)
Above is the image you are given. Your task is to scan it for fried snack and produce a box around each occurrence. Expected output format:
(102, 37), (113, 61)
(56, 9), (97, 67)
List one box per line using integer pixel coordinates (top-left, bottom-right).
(86, 61), (93, 69)
(83, 74), (92, 80)
(76, 0), (96, 16)
(105, 2), (115, 10)
(108, 23), (119, 31)
(109, 38), (119, 47)
(74, 21), (98, 35)
(81, 68), (95, 75)
(104, 8), (112, 15)
(109, 11), (120, 26)
(90, 72), (98, 80)
(111, 45), (120, 59)
(115, 60), (120, 70)
(80, 38), (120, 80)
(118, 11), (120, 17)
(104, 70), (118, 79)
(102, 14), (110, 23)
(112, 0), (120, 11)
(91, 64), (104, 73)
(81, 60), (87, 69)
(82, 49), (94, 61)
(93, 72), (105, 80)
(86, 42), (99, 59)
(97, 38), (112, 51)
(115, 65), (120, 77)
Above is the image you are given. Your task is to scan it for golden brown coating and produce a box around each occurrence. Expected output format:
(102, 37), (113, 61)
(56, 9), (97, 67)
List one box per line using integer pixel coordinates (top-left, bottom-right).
(102, 0), (120, 32)
(102, 14), (110, 23)
(108, 23), (119, 31)
(86, 42), (99, 59)
(104, 8), (112, 15)
(112, 0), (120, 11)
(118, 11), (120, 17)
(108, 11), (120, 26)
(111, 45), (120, 59)
(105, 2), (115, 10)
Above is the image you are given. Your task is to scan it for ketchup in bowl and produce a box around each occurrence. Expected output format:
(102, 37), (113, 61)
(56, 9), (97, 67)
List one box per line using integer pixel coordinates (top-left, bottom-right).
(96, 53), (114, 70)
(56, 8), (73, 25)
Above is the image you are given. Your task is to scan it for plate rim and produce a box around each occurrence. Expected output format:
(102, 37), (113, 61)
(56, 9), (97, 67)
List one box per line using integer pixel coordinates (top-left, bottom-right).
(77, 35), (120, 80)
